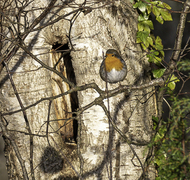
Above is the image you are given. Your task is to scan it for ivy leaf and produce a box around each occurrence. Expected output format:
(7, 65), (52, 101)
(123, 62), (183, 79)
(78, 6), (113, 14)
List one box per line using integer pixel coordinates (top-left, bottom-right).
(141, 43), (148, 50)
(147, 4), (152, 14)
(136, 31), (149, 44)
(138, 14), (145, 21)
(138, 1), (147, 12)
(147, 36), (153, 46)
(154, 56), (162, 63)
(163, 3), (172, 10)
(152, 1), (172, 23)
(152, 68), (166, 78)
(152, 6), (160, 17)
(147, 51), (162, 63)
(133, 1), (147, 13)
(160, 50), (165, 57)
(160, 9), (173, 21)
(133, 1), (139, 8)
(155, 36), (163, 50)
(177, 59), (190, 72)
(157, 2), (172, 10)
(136, 37), (142, 43)
(163, 2), (172, 10)
(156, 15), (164, 24)
(138, 22), (144, 31)
(144, 20), (154, 29)
(166, 75), (180, 90)
(138, 20), (153, 32)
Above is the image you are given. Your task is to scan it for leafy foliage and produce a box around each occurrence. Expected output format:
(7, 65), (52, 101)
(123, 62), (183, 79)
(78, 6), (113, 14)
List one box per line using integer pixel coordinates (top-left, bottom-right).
(133, 1), (190, 179)
(166, 75), (180, 91)
(153, 95), (190, 180)
(177, 59), (190, 75)
(151, 49), (190, 179)
(133, 0), (176, 90)
(134, 0), (172, 57)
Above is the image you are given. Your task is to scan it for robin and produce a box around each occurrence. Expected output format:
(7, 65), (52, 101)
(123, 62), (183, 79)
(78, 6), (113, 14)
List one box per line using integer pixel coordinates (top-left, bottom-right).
(100, 49), (127, 83)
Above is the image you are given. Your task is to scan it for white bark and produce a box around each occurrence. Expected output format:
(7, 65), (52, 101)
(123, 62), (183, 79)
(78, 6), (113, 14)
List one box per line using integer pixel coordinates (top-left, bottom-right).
(0, 0), (156, 179)
(54, 1), (155, 179)
(0, 0), (64, 179)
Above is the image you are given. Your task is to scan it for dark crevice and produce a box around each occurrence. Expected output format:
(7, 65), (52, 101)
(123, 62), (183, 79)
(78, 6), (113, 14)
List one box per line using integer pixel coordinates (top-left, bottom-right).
(52, 42), (78, 143)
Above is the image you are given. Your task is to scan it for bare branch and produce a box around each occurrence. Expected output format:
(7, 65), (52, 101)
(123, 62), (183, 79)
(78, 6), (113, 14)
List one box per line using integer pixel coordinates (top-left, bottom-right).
(171, 0), (190, 61)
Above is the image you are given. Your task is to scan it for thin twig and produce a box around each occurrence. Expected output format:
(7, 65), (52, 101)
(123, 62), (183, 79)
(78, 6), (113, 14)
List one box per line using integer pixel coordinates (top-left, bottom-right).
(46, 100), (52, 146)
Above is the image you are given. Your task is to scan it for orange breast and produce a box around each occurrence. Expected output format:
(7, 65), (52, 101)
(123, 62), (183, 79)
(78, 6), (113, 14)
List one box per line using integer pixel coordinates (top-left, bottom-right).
(105, 54), (123, 72)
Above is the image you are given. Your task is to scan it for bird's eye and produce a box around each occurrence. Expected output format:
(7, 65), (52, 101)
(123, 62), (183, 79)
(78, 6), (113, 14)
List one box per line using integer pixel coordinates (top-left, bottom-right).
(112, 54), (115, 57)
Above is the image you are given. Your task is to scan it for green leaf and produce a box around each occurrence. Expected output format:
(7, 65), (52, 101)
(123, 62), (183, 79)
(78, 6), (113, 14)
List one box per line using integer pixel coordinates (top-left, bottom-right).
(138, 20), (153, 32)
(155, 36), (163, 50)
(136, 31), (149, 44)
(133, 1), (147, 12)
(147, 53), (162, 63)
(156, 177), (161, 180)
(136, 37), (142, 43)
(133, 2), (140, 9)
(154, 56), (162, 64)
(166, 75), (180, 90)
(177, 59), (190, 72)
(138, 22), (144, 31)
(147, 36), (153, 45)
(170, 75), (180, 83)
(157, 1), (165, 8)
(157, 2), (172, 10)
(152, 68), (166, 78)
(160, 9), (173, 21)
(152, 50), (159, 56)
(138, 1), (147, 12)
(151, 1), (159, 6)
(163, 2), (172, 10)
(147, 4), (151, 14)
(144, 20), (154, 29)
(152, 6), (160, 17)
(151, 1), (172, 23)
(156, 15), (164, 24)
(141, 43), (147, 50)
(152, 116), (159, 122)
(138, 14), (145, 21)
(168, 82), (177, 91)
(160, 50), (165, 57)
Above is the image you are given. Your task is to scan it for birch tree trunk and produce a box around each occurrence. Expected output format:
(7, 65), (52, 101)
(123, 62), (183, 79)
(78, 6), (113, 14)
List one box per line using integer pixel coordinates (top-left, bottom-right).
(0, 0), (156, 179)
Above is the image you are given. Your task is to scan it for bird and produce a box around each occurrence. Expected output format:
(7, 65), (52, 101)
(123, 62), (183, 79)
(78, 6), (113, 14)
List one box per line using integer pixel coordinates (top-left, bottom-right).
(99, 49), (127, 83)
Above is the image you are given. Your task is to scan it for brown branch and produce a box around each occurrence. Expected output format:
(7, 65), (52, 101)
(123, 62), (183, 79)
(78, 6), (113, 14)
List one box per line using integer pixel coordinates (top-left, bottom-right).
(8, 129), (47, 137)
(157, 0), (190, 121)
(171, 0), (190, 61)
(2, 79), (164, 116)
(46, 100), (52, 146)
